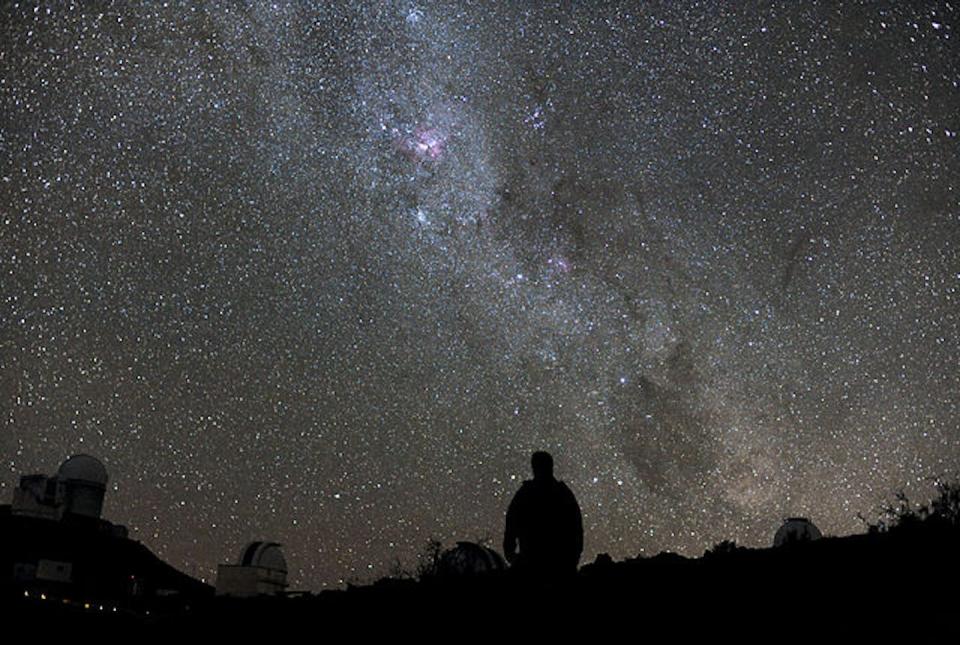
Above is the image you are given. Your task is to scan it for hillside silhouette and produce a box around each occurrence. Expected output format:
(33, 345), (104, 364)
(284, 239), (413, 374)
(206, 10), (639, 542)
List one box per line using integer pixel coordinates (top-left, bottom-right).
(8, 480), (958, 637)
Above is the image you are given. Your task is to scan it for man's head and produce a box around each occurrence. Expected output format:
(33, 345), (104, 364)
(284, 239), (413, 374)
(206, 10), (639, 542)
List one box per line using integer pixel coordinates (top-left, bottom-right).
(531, 451), (554, 480)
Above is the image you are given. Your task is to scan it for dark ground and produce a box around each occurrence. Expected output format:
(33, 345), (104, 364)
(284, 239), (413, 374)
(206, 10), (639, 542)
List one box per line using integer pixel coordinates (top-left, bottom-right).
(7, 523), (959, 638)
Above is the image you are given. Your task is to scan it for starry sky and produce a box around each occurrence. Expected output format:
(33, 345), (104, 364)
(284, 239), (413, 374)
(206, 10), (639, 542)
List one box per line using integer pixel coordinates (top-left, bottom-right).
(2, 1), (958, 590)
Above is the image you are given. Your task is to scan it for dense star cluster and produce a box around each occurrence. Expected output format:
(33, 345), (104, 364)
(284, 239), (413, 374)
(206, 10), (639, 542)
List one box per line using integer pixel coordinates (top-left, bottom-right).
(2, 1), (958, 589)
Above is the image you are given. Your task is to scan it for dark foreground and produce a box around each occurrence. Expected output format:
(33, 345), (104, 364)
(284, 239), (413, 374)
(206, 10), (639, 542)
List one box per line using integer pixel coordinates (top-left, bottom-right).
(7, 524), (959, 637)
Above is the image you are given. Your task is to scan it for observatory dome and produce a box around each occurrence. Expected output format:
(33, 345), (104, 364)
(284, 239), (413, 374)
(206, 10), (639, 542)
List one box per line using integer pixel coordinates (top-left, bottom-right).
(773, 517), (823, 547)
(217, 541), (288, 596)
(239, 542), (287, 573)
(437, 542), (506, 577)
(57, 454), (109, 486)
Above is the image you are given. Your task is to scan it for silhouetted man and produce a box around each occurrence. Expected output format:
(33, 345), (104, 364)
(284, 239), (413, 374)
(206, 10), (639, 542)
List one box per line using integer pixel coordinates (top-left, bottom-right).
(503, 451), (583, 578)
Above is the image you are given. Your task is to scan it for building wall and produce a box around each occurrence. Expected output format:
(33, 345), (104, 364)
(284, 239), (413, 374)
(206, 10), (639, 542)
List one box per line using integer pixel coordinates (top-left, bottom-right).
(37, 559), (73, 583)
(12, 476), (61, 520)
(216, 565), (286, 597)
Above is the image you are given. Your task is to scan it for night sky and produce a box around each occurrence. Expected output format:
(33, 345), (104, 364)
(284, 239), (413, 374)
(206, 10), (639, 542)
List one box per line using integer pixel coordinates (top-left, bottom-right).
(2, 1), (958, 590)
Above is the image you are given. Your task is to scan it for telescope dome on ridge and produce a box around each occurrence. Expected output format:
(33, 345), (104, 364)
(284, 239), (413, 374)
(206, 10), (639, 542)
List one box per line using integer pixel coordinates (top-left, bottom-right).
(57, 454), (109, 486)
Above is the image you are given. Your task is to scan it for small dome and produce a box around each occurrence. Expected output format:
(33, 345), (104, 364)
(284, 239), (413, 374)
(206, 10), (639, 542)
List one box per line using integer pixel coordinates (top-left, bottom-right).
(437, 542), (506, 577)
(239, 542), (287, 573)
(774, 517), (822, 547)
(58, 454), (108, 486)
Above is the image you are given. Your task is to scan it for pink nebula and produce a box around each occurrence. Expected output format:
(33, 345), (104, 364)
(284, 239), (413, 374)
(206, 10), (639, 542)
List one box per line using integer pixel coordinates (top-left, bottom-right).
(395, 124), (446, 163)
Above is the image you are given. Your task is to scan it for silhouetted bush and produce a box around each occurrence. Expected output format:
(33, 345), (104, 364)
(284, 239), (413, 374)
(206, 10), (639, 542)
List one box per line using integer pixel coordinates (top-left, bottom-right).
(415, 538), (444, 580)
(929, 477), (960, 526)
(862, 477), (960, 533)
(703, 539), (741, 559)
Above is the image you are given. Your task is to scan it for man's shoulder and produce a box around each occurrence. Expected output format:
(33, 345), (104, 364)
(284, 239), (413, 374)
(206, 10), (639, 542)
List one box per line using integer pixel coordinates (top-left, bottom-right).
(556, 479), (573, 492)
(510, 479), (536, 500)
(516, 478), (576, 498)
(555, 480), (580, 501)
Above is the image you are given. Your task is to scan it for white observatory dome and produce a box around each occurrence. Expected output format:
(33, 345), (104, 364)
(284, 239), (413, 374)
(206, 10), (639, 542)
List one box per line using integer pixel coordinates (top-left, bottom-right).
(773, 517), (823, 547)
(57, 454), (109, 519)
(217, 541), (289, 596)
(238, 542), (287, 573)
(57, 454), (109, 486)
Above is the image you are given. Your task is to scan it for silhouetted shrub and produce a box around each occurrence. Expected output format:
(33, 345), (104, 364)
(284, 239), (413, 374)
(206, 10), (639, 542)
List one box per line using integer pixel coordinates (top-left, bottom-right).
(415, 538), (444, 580)
(928, 477), (960, 526)
(704, 539), (741, 558)
(862, 477), (960, 533)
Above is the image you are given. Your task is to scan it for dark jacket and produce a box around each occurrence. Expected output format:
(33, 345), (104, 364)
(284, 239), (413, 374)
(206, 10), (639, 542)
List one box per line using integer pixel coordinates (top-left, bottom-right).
(503, 477), (583, 575)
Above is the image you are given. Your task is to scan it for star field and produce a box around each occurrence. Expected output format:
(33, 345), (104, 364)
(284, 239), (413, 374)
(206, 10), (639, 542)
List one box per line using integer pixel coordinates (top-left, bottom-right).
(2, 1), (958, 589)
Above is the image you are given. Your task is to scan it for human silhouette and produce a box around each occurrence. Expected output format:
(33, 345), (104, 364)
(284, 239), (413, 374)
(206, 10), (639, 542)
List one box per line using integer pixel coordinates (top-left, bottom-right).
(503, 451), (583, 578)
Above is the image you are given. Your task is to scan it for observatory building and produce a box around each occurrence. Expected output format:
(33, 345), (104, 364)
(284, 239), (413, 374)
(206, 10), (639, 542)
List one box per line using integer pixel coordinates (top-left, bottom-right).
(6, 454), (212, 611)
(12, 454), (115, 526)
(216, 541), (289, 597)
(773, 517), (823, 547)
(436, 542), (506, 578)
